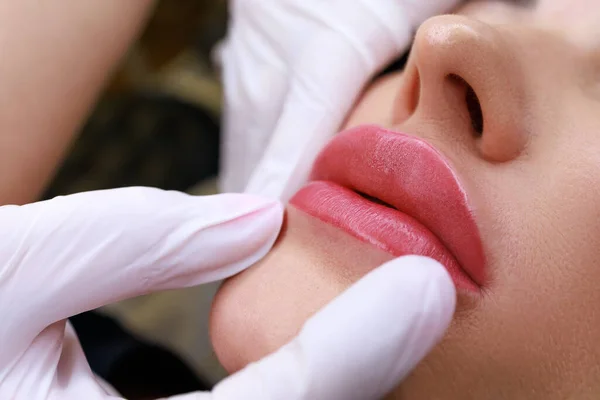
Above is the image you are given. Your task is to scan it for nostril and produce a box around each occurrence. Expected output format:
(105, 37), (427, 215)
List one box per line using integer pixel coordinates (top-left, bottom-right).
(447, 74), (484, 137)
(465, 85), (483, 136)
(408, 70), (421, 115)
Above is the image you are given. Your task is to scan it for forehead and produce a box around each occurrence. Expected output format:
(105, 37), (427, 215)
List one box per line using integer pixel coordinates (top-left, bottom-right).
(460, 0), (600, 49)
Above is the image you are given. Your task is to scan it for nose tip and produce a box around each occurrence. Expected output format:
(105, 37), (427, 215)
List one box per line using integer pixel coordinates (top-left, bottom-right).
(398, 15), (529, 162)
(417, 15), (485, 65)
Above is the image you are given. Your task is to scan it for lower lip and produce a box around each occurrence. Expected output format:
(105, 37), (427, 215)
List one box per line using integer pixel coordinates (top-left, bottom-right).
(290, 180), (479, 292)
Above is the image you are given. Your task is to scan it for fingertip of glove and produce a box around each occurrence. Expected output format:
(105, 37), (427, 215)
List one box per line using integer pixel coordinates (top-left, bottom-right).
(378, 255), (455, 292)
(376, 255), (457, 316)
(211, 193), (284, 219)
(210, 192), (284, 244)
(236, 195), (284, 237)
(165, 194), (284, 284)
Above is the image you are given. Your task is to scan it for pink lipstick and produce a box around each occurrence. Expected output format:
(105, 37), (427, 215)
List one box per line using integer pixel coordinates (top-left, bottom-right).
(290, 124), (486, 292)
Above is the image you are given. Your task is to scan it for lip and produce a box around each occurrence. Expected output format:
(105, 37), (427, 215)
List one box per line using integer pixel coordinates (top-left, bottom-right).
(289, 124), (486, 292)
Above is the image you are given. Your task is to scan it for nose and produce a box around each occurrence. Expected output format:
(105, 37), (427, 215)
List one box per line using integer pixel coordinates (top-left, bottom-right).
(397, 15), (529, 162)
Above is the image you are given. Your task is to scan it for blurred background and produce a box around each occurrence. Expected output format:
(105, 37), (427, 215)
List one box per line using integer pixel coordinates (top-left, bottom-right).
(44, 1), (235, 398)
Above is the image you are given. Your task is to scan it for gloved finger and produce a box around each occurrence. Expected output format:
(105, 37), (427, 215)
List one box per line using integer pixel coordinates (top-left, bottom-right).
(244, 6), (412, 200)
(219, 0), (295, 192)
(0, 187), (282, 339)
(202, 256), (456, 400)
(220, 33), (289, 192)
(242, 42), (366, 201)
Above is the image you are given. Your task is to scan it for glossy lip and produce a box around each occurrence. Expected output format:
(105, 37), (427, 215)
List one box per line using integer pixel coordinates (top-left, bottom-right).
(289, 124), (486, 292)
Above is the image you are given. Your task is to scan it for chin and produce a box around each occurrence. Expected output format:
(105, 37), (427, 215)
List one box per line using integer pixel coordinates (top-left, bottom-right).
(207, 203), (484, 399)
(209, 206), (393, 373)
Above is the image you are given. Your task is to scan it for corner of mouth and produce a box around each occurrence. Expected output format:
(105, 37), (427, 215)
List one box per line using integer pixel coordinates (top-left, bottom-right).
(352, 188), (484, 292)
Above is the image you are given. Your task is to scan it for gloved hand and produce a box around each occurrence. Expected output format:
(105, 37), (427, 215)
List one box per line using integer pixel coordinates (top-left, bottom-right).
(220, 0), (461, 200)
(0, 187), (455, 400)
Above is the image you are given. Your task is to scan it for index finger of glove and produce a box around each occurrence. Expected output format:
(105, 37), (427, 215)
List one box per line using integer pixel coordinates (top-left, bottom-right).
(0, 187), (282, 340)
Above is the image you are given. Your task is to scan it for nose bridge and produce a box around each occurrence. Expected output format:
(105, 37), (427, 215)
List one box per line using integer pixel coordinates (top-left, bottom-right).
(404, 15), (530, 162)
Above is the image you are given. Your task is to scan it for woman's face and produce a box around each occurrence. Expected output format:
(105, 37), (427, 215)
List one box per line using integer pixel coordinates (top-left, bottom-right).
(211, 1), (600, 398)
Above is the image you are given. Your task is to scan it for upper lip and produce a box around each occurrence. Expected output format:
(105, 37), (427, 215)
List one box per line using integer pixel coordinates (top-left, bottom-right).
(309, 124), (486, 286)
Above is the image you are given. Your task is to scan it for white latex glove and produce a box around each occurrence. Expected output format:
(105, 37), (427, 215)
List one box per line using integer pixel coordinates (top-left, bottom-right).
(0, 187), (456, 400)
(0, 187), (282, 400)
(220, 0), (461, 200)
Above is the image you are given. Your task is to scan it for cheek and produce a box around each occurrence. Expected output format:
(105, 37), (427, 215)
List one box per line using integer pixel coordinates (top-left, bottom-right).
(401, 160), (600, 397)
(344, 73), (404, 130)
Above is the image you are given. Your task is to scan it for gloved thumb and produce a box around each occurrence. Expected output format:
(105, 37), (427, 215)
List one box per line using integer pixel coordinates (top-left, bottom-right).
(177, 255), (456, 400)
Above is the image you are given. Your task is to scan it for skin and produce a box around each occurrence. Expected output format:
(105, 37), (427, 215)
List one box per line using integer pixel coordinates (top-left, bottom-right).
(211, 1), (600, 398)
(0, 1), (155, 205)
